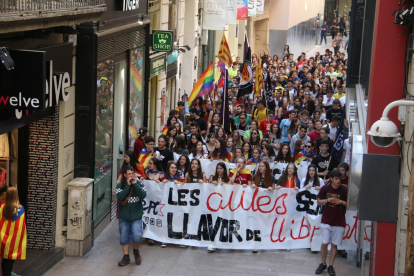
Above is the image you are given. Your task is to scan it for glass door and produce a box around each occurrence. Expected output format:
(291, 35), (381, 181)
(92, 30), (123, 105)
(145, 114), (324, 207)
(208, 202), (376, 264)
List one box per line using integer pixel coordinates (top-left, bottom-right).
(112, 60), (127, 192)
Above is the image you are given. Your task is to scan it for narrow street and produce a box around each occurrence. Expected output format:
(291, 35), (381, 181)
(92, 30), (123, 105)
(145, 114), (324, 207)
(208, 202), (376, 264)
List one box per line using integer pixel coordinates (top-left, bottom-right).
(45, 219), (362, 276)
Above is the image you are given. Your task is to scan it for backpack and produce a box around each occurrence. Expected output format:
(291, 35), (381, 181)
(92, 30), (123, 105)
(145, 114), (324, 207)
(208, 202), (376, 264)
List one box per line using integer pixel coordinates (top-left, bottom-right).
(322, 184), (347, 214)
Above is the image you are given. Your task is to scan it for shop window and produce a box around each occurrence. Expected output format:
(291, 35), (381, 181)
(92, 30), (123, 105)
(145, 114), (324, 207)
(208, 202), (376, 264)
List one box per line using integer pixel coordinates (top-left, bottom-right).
(94, 59), (115, 224)
(129, 46), (145, 150)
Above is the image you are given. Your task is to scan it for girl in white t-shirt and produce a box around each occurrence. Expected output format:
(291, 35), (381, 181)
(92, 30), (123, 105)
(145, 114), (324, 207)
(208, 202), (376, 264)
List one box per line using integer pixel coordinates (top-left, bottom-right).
(300, 164), (324, 189)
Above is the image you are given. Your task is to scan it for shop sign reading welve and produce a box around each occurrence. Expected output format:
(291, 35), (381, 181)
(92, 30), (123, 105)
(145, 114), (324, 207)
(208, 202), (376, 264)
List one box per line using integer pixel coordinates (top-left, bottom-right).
(0, 49), (71, 119)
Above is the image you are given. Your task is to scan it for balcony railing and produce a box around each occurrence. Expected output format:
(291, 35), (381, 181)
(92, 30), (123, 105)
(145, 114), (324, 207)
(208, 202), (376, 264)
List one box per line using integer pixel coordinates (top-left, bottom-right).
(0, 0), (106, 14)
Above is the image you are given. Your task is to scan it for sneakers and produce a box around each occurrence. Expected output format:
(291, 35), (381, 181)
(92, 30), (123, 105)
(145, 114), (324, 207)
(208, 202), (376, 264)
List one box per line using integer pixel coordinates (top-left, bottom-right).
(180, 244), (188, 248)
(252, 249), (258, 253)
(147, 239), (155, 246)
(207, 246), (216, 253)
(161, 243), (167, 248)
(315, 263), (327, 274)
(327, 266), (336, 276)
(118, 255), (130, 266)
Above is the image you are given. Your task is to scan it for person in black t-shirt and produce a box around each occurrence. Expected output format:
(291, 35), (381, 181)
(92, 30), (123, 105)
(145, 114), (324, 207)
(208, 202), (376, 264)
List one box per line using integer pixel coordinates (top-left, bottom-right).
(189, 108), (207, 136)
(311, 140), (337, 184)
(326, 99), (345, 123)
(315, 127), (334, 154)
(155, 135), (174, 171)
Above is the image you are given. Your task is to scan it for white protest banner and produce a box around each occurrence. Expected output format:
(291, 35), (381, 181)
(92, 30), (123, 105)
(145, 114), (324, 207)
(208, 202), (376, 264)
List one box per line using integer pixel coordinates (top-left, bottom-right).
(247, 0), (256, 17)
(256, 0), (264, 14)
(225, 0), (238, 25)
(141, 181), (368, 251)
(203, 0), (226, 30)
(272, 162), (287, 180)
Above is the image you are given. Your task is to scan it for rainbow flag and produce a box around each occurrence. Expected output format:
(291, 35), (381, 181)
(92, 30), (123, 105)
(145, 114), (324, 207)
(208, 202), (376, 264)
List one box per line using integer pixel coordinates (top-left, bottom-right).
(218, 34), (233, 68)
(130, 63), (143, 93)
(138, 148), (152, 168)
(0, 205), (27, 260)
(187, 62), (214, 107)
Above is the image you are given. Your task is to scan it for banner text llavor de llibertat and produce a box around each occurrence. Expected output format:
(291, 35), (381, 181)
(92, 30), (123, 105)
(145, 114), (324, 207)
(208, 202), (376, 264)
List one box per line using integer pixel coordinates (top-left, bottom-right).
(141, 181), (371, 251)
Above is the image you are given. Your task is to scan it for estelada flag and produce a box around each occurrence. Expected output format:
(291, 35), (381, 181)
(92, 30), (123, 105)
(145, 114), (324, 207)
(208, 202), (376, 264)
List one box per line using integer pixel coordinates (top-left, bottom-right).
(138, 148), (152, 168)
(218, 34), (233, 68)
(0, 205), (27, 260)
(255, 56), (263, 98)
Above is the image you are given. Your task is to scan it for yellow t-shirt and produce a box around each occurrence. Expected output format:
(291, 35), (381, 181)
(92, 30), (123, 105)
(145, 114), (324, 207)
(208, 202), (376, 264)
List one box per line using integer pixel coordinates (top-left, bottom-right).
(333, 93), (346, 99)
(254, 108), (267, 126)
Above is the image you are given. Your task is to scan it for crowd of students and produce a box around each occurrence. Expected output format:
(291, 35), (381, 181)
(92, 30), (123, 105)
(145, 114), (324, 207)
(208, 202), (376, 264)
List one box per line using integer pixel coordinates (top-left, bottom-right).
(117, 45), (351, 276)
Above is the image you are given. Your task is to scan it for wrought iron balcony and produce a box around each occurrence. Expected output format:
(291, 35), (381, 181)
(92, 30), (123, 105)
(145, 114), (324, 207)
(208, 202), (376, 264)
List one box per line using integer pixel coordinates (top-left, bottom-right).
(0, 0), (107, 34)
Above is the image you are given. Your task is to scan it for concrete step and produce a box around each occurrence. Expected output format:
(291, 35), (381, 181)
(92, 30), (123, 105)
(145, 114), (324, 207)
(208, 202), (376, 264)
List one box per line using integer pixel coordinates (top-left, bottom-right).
(13, 247), (64, 276)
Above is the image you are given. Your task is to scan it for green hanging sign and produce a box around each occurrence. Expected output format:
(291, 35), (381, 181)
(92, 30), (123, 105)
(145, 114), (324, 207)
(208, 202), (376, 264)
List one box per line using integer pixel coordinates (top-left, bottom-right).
(152, 30), (174, 52)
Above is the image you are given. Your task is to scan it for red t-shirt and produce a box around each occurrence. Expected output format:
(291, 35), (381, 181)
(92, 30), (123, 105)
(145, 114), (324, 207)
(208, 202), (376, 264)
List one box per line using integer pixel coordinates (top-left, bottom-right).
(318, 184), (348, 227)
(308, 130), (321, 142)
(259, 119), (278, 135)
(229, 169), (252, 185)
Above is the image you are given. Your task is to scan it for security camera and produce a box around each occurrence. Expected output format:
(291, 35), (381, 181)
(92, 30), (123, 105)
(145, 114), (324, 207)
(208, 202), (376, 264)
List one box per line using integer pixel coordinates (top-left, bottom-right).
(367, 118), (400, 147)
(367, 100), (414, 147)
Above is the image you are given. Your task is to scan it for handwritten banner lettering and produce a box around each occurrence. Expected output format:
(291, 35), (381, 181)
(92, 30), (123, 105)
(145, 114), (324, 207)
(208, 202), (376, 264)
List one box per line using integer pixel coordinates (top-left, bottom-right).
(141, 181), (371, 251)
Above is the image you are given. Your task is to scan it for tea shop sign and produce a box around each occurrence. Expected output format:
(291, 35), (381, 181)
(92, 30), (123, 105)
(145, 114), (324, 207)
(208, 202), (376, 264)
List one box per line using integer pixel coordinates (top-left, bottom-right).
(152, 30), (173, 52)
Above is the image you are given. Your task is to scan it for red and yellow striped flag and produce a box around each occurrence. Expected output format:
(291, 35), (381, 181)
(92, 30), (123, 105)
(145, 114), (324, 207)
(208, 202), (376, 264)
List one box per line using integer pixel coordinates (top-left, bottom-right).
(138, 148), (152, 168)
(218, 34), (233, 68)
(255, 56), (263, 98)
(0, 205), (27, 260)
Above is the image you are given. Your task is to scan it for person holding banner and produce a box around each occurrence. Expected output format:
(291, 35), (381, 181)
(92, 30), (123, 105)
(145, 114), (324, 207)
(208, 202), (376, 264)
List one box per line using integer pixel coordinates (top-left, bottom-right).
(176, 155), (190, 179)
(116, 165), (146, 266)
(229, 157), (253, 186)
(145, 158), (164, 182)
(276, 163), (300, 189)
(315, 169), (348, 276)
(300, 164), (324, 189)
(184, 159), (207, 183)
(252, 160), (275, 190)
(209, 162), (230, 185)
(162, 161), (184, 184)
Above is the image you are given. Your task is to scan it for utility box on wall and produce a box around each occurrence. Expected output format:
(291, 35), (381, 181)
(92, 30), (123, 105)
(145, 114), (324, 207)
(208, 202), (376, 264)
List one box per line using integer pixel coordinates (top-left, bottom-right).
(66, 178), (93, 256)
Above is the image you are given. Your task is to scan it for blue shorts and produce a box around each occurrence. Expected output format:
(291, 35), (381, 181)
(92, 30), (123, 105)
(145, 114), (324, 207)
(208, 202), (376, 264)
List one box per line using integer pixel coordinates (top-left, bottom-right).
(119, 219), (143, 245)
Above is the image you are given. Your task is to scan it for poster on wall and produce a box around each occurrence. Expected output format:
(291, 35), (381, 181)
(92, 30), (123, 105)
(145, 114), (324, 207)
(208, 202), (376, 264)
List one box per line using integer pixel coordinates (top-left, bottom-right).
(237, 0), (248, 20)
(247, 0), (256, 17)
(256, 0), (264, 14)
(225, 0), (237, 25)
(203, 0), (226, 30)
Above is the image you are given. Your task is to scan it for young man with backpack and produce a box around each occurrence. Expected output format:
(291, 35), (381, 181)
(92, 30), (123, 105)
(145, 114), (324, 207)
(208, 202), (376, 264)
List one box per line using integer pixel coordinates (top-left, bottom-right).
(315, 169), (348, 276)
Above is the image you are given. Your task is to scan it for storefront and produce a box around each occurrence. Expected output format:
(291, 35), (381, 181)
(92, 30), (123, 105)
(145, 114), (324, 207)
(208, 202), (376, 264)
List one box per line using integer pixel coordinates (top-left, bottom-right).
(75, 0), (150, 236)
(0, 41), (75, 250)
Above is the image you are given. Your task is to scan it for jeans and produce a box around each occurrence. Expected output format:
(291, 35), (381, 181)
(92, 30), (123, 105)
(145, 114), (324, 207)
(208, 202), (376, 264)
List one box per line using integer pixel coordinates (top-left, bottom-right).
(320, 33), (327, 45)
(119, 219), (143, 245)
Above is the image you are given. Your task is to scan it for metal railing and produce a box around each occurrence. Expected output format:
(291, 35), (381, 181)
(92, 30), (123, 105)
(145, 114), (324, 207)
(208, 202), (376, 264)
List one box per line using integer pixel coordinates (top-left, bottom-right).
(0, 0), (106, 14)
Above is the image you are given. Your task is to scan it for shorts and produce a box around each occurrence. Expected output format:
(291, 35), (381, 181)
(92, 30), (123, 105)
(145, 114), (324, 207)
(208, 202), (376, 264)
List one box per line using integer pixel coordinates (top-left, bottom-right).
(320, 223), (345, 246)
(119, 219), (143, 245)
